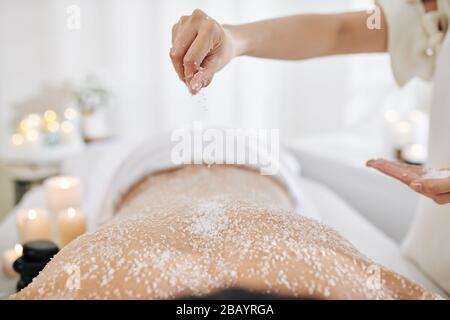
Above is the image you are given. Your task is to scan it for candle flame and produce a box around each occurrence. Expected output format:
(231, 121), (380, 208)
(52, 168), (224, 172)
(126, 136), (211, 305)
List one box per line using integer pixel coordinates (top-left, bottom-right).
(28, 209), (37, 220)
(67, 208), (77, 218)
(25, 130), (39, 142)
(64, 108), (77, 120)
(20, 119), (30, 132)
(11, 133), (24, 146)
(61, 121), (74, 133)
(27, 114), (42, 127)
(14, 244), (23, 256)
(44, 110), (57, 122)
(60, 179), (71, 190)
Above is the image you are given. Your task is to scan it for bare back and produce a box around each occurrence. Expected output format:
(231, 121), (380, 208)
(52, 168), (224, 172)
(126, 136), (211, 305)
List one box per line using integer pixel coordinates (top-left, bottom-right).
(13, 166), (437, 299)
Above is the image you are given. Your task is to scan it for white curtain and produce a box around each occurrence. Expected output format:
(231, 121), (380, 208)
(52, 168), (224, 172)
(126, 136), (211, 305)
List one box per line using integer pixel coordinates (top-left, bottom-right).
(0, 0), (396, 143)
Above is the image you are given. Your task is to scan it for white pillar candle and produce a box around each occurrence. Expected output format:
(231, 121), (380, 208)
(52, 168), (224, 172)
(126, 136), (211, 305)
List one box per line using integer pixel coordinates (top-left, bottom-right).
(402, 144), (428, 165)
(45, 176), (81, 214)
(16, 208), (52, 244)
(58, 207), (87, 247)
(1, 244), (23, 278)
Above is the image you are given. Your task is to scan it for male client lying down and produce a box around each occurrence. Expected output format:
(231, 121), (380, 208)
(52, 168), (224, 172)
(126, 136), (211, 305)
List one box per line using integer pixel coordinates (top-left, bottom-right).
(12, 165), (439, 299)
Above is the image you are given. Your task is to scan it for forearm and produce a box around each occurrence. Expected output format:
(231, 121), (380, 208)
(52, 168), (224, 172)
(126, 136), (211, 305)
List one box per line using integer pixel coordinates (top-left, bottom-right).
(423, 0), (438, 12)
(226, 11), (387, 60)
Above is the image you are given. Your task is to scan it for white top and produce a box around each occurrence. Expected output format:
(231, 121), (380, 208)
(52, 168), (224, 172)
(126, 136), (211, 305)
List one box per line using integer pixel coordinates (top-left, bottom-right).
(377, 0), (450, 85)
(378, 0), (450, 295)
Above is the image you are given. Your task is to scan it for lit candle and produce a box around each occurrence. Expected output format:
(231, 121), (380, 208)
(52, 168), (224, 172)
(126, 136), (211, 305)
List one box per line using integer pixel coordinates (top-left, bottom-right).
(1, 244), (23, 278)
(44, 109), (57, 123)
(57, 208), (86, 247)
(401, 143), (428, 165)
(27, 113), (42, 128)
(16, 209), (53, 243)
(46, 120), (60, 133)
(19, 119), (30, 135)
(11, 133), (25, 147)
(64, 108), (78, 121)
(45, 176), (81, 214)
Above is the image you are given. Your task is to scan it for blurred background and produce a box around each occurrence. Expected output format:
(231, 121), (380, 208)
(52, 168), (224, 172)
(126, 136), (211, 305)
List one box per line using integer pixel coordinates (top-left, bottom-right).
(0, 0), (432, 225)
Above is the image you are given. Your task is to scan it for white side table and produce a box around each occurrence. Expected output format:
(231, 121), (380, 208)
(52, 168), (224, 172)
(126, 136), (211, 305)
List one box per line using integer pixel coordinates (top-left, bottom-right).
(0, 143), (84, 205)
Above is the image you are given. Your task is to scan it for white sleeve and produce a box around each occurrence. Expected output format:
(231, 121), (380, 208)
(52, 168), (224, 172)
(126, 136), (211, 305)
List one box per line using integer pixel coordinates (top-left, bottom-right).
(376, 0), (449, 86)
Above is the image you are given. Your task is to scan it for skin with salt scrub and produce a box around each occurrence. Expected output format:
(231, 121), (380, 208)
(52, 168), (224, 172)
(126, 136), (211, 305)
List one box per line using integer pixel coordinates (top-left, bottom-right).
(11, 166), (440, 300)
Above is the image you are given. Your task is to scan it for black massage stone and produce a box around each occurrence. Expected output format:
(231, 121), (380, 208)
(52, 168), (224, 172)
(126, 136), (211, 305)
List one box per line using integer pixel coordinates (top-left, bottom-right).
(23, 240), (59, 262)
(13, 257), (47, 275)
(19, 274), (38, 284)
(13, 240), (59, 292)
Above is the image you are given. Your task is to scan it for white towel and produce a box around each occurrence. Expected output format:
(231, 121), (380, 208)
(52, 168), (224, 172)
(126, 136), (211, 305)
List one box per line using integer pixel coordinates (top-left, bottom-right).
(83, 128), (319, 228)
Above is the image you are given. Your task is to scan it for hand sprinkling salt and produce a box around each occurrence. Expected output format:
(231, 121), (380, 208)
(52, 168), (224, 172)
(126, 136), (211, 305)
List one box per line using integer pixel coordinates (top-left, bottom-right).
(190, 67), (208, 96)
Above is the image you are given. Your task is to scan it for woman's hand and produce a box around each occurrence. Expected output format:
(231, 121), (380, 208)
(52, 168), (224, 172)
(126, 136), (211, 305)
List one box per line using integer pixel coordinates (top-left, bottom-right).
(423, 0), (438, 12)
(170, 9), (389, 95)
(367, 159), (450, 205)
(170, 9), (239, 95)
